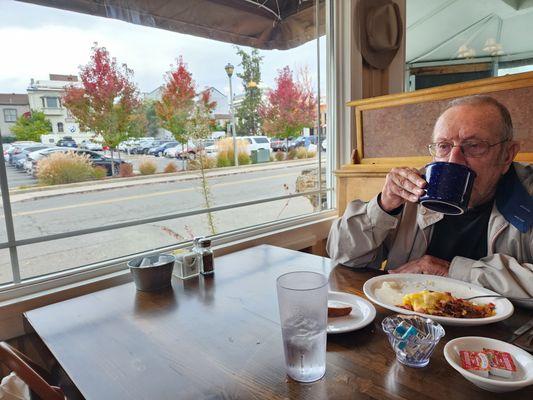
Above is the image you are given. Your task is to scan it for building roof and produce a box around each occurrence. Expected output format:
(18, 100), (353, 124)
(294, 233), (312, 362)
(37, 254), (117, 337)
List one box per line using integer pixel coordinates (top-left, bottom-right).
(0, 93), (29, 106)
(49, 74), (78, 82)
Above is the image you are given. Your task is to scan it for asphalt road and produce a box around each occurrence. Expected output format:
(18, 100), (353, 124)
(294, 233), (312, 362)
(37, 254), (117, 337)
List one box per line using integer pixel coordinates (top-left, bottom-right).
(1, 162), (321, 282)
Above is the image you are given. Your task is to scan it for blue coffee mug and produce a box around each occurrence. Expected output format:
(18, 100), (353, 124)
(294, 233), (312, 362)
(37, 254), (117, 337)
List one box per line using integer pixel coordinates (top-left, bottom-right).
(419, 162), (476, 215)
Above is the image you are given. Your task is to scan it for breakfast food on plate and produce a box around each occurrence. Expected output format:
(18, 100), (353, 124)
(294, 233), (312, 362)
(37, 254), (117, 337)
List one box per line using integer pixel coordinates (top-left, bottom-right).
(399, 290), (496, 318)
(327, 301), (352, 317)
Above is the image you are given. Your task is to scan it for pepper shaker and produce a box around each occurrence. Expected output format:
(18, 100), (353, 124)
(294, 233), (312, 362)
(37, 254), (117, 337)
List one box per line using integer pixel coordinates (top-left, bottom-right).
(197, 238), (214, 275)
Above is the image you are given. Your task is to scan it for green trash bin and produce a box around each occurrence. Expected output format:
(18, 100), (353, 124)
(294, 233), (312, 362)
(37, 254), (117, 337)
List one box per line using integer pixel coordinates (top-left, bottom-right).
(251, 149), (258, 164)
(257, 148), (270, 163)
(251, 149), (270, 164)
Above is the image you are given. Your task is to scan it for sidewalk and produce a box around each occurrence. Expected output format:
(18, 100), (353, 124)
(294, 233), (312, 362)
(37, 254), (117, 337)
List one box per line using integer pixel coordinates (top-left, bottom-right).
(9, 159), (321, 203)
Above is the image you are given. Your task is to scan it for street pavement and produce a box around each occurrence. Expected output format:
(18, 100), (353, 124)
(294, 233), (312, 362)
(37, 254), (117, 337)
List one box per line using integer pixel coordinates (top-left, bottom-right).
(1, 158), (324, 283)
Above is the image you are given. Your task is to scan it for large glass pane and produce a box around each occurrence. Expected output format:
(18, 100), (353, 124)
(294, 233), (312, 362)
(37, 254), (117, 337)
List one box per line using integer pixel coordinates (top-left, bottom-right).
(1, 0), (330, 281)
(406, 0), (533, 90)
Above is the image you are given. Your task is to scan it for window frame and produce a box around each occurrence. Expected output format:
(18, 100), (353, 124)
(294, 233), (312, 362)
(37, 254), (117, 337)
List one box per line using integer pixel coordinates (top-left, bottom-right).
(3, 108), (17, 123)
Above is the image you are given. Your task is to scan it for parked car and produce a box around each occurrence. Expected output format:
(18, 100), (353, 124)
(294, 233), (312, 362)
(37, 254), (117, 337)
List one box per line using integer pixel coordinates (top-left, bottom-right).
(270, 137), (293, 152)
(130, 137), (156, 154)
(238, 136), (271, 155)
(164, 141), (196, 159)
(148, 141), (178, 157)
(79, 140), (103, 151)
(9, 145), (49, 167)
(138, 139), (165, 154)
(56, 137), (78, 148)
(285, 135), (319, 151)
(5, 142), (40, 163)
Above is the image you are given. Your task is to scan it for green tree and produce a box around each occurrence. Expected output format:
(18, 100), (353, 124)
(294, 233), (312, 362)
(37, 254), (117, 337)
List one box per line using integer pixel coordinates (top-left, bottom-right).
(235, 47), (263, 135)
(11, 111), (52, 142)
(143, 99), (160, 137)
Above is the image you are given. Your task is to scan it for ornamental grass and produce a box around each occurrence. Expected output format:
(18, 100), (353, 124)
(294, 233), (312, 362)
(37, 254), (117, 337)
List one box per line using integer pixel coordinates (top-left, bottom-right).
(36, 151), (104, 185)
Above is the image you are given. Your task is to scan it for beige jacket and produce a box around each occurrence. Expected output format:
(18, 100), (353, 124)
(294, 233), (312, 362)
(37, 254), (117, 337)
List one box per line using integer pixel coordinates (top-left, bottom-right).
(327, 163), (533, 297)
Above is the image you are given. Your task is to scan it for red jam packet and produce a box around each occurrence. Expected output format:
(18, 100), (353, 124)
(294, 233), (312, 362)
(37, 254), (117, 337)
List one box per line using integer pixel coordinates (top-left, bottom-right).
(483, 348), (517, 378)
(459, 351), (490, 376)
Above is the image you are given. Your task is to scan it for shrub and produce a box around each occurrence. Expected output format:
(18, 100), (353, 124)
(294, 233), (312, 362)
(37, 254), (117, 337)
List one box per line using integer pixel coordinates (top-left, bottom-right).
(295, 147), (308, 159)
(37, 151), (101, 185)
(287, 149), (297, 160)
(139, 160), (157, 175)
(216, 151), (231, 168)
(238, 152), (251, 165)
(93, 166), (107, 180)
(274, 152), (285, 162)
(307, 150), (316, 158)
(119, 163), (134, 177)
(164, 162), (178, 173)
(188, 156), (217, 170)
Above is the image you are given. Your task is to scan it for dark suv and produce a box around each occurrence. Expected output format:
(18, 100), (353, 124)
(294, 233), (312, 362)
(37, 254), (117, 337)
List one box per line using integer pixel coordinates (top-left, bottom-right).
(56, 137), (78, 148)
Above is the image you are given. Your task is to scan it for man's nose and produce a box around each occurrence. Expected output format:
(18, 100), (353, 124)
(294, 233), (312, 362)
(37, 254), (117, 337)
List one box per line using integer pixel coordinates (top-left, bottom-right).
(447, 145), (468, 165)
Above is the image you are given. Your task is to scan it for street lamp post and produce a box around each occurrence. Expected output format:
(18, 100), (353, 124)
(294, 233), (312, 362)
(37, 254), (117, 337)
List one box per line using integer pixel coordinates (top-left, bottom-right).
(225, 63), (238, 167)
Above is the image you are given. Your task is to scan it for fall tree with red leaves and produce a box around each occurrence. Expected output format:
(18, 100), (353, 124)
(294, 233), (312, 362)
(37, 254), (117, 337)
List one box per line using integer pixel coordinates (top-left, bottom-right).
(155, 57), (196, 144)
(259, 66), (316, 143)
(63, 44), (142, 164)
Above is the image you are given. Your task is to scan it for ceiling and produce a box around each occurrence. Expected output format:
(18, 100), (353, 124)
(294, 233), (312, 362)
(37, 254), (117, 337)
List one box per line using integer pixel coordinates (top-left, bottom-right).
(19, 0), (324, 50)
(407, 0), (533, 65)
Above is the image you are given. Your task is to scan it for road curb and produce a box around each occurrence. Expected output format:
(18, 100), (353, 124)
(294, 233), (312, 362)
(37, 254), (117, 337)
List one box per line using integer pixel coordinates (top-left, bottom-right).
(9, 159), (320, 203)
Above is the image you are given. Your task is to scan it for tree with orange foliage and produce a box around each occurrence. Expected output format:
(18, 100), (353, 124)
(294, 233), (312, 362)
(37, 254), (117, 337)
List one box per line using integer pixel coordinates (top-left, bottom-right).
(63, 43), (142, 174)
(259, 66), (316, 147)
(155, 57), (196, 145)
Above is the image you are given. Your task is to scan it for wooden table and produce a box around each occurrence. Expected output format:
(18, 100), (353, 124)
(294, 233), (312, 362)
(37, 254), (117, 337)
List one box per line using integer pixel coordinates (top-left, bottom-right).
(24, 245), (532, 400)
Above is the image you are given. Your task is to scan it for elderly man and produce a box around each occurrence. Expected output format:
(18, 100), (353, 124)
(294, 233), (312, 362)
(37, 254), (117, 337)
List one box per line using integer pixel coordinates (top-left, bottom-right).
(327, 95), (532, 297)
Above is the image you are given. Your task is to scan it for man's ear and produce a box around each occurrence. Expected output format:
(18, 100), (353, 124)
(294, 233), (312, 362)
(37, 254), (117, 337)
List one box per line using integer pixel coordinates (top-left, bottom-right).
(500, 141), (520, 171)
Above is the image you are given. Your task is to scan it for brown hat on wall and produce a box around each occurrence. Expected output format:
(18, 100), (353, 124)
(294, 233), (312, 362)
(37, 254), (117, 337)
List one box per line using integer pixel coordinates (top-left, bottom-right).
(357, 0), (403, 70)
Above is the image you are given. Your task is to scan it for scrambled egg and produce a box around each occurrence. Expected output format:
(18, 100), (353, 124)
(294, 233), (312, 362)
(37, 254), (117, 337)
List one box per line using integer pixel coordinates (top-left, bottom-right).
(402, 290), (453, 313)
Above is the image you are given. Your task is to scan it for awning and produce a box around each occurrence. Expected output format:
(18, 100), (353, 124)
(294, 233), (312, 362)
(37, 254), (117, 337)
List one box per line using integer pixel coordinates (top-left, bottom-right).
(18, 0), (325, 50)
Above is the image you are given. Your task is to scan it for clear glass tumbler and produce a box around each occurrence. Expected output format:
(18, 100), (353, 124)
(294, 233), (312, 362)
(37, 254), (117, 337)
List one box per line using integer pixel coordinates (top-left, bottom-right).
(276, 271), (328, 382)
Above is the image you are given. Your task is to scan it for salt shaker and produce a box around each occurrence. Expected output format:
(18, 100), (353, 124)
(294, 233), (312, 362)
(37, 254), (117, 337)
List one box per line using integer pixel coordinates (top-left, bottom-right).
(197, 238), (214, 275)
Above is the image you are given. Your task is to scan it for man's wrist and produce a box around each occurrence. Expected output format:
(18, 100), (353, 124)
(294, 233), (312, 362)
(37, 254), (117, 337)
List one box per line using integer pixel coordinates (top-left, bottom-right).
(378, 193), (404, 216)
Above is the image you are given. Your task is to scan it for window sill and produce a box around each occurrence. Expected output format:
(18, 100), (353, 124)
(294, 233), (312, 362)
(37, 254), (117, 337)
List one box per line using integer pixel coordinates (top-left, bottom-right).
(0, 211), (337, 340)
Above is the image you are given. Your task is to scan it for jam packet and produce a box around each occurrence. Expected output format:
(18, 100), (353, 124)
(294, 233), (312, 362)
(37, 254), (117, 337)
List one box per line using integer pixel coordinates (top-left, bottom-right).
(483, 348), (517, 379)
(459, 350), (490, 377)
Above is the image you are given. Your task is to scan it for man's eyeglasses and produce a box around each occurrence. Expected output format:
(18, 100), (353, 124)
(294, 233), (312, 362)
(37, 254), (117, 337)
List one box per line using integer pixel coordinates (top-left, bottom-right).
(428, 139), (508, 158)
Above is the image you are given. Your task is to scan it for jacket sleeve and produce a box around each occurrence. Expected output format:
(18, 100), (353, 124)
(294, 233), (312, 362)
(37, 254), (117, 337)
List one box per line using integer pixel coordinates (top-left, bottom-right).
(448, 253), (533, 297)
(326, 195), (401, 269)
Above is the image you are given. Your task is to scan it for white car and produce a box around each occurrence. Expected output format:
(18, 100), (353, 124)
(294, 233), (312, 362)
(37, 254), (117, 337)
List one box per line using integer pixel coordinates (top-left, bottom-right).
(80, 140), (103, 151)
(238, 136), (271, 155)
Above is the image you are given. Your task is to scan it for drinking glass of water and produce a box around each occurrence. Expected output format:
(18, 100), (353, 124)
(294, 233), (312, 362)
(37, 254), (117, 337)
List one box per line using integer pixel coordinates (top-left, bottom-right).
(276, 271), (328, 382)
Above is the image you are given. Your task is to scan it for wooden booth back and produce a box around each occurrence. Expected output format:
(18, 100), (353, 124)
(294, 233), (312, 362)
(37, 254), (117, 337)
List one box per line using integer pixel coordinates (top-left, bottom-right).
(336, 71), (533, 214)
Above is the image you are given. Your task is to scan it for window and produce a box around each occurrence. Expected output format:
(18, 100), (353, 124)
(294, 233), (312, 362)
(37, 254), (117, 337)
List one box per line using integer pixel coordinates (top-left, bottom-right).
(3, 108), (17, 122)
(41, 96), (60, 108)
(0, 0), (332, 296)
(406, 0), (533, 90)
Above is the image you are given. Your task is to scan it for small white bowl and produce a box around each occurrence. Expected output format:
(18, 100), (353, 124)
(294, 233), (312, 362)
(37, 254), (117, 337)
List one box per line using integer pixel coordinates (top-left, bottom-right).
(443, 336), (533, 393)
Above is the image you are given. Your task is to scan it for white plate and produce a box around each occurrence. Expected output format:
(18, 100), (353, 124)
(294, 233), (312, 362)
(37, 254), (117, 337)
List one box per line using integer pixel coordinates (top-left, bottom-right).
(444, 336), (533, 392)
(362, 274), (514, 326)
(327, 291), (376, 334)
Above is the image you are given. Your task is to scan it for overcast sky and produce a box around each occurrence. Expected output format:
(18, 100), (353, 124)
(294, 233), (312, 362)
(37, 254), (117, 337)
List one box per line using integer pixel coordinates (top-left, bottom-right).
(0, 0), (325, 98)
